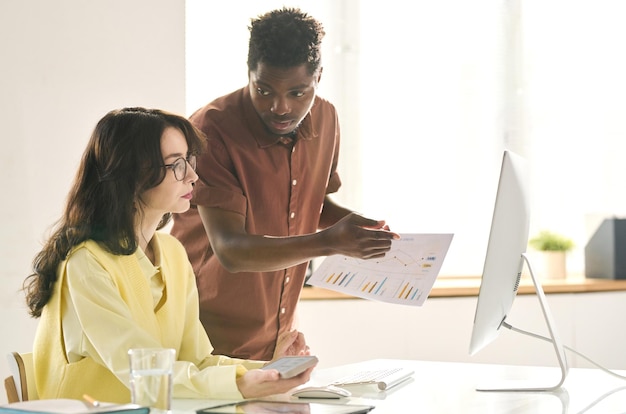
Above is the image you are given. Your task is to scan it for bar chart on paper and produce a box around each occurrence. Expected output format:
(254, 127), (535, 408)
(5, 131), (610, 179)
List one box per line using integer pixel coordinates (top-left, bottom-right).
(308, 233), (453, 306)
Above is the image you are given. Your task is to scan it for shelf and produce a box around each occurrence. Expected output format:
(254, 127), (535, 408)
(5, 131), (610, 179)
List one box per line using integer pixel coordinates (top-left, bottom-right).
(300, 275), (626, 300)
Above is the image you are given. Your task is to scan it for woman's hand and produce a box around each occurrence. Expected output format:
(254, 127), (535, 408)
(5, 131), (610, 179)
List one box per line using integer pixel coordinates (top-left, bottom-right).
(237, 329), (316, 398)
(236, 366), (314, 398)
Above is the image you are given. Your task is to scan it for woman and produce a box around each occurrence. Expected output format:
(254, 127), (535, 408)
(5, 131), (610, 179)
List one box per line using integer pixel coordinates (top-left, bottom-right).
(23, 107), (313, 403)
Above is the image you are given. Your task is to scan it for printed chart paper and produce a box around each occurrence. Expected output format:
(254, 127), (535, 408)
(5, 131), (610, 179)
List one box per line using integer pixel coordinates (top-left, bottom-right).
(308, 233), (453, 306)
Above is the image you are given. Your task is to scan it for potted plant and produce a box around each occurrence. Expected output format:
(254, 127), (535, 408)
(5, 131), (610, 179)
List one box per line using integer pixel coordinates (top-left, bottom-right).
(528, 230), (575, 279)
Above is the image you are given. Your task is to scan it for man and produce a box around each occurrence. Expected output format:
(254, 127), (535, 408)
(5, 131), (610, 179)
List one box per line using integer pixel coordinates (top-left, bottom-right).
(172, 7), (398, 360)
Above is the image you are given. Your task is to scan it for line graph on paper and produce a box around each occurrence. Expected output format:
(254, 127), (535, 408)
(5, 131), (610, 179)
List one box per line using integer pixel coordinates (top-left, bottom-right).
(308, 233), (454, 306)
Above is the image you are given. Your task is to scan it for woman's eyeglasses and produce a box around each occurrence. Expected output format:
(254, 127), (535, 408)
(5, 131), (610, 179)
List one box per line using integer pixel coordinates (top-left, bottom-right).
(162, 154), (197, 181)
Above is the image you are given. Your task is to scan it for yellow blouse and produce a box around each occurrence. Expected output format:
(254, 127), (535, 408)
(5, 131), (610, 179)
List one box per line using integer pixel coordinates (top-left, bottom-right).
(34, 232), (260, 403)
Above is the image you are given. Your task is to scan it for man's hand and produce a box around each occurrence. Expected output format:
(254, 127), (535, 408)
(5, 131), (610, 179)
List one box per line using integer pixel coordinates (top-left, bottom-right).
(273, 329), (310, 358)
(321, 212), (400, 259)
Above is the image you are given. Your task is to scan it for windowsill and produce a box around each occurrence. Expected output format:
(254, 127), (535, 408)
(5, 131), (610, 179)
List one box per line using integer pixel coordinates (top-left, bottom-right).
(300, 274), (626, 300)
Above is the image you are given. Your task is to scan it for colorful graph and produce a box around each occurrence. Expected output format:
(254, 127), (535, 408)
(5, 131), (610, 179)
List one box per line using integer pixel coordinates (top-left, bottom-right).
(308, 234), (453, 306)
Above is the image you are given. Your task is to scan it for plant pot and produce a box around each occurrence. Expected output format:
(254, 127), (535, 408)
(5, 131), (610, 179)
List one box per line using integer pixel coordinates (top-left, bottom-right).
(541, 251), (567, 280)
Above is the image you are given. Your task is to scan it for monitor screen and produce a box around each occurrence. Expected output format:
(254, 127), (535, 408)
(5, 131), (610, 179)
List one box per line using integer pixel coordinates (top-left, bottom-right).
(469, 149), (530, 356)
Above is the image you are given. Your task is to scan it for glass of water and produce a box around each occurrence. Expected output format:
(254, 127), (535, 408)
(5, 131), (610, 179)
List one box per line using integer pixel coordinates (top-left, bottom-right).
(128, 348), (175, 414)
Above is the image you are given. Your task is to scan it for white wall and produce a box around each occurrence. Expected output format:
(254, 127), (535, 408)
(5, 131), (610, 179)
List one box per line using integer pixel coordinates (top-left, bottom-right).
(0, 0), (186, 404)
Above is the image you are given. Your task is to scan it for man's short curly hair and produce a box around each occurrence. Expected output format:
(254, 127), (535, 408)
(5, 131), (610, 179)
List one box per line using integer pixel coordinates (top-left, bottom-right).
(247, 7), (325, 75)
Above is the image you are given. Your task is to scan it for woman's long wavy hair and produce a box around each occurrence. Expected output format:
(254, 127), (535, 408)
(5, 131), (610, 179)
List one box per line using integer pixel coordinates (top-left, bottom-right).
(24, 107), (205, 318)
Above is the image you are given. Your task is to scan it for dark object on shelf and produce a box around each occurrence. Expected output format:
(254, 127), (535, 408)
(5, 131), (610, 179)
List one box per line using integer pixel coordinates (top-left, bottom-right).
(585, 218), (626, 280)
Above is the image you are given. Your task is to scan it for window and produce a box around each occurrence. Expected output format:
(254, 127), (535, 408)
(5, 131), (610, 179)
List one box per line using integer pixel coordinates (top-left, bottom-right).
(186, 0), (626, 277)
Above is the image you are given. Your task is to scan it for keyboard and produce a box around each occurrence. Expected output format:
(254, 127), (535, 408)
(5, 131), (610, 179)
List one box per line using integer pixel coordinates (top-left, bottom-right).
(330, 367), (414, 391)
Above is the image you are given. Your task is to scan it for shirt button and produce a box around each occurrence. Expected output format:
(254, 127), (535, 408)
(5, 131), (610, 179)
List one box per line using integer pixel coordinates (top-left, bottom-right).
(292, 179), (297, 186)
(281, 308), (286, 314)
(290, 212), (295, 219)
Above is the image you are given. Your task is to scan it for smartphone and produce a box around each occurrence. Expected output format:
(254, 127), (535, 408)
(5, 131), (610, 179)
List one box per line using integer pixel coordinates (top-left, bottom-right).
(261, 355), (319, 379)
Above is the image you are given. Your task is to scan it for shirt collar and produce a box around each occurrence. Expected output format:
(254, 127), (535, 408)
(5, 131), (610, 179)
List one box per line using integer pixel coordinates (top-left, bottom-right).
(242, 86), (317, 149)
(135, 236), (161, 278)
(135, 235), (165, 310)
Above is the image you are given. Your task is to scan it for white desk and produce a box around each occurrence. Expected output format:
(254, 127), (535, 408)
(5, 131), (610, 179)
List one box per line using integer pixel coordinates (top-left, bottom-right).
(172, 359), (626, 413)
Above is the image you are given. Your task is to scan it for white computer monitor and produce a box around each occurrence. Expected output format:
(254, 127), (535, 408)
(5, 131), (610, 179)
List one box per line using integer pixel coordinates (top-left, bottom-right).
(468, 149), (568, 392)
(469, 149), (530, 356)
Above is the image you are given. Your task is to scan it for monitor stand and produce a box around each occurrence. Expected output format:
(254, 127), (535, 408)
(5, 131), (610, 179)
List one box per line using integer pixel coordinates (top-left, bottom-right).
(476, 253), (569, 392)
